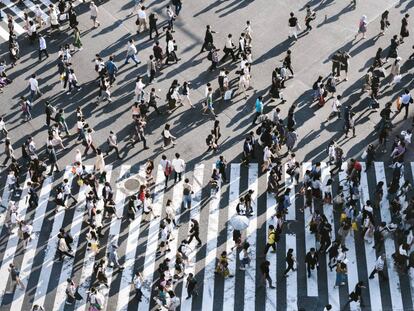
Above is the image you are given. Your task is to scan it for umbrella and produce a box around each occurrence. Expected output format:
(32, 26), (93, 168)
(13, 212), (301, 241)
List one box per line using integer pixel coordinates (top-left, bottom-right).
(230, 215), (249, 231)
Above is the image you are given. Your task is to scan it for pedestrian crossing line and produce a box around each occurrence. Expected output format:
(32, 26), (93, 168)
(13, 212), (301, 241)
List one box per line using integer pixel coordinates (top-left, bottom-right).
(285, 233), (297, 311)
(50, 168), (88, 311)
(360, 163), (383, 311)
(410, 163), (414, 310)
(374, 162), (404, 311)
(200, 163), (224, 311)
(169, 174), (185, 267)
(9, 175), (53, 311)
(286, 164), (300, 310)
(100, 165), (130, 311)
(284, 163), (295, 221)
(0, 177), (13, 237)
(32, 166), (88, 309)
(2, 0), (26, 33)
(265, 182), (277, 311)
(23, 0), (48, 24)
(222, 164), (240, 309)
(115, 166), (146, 311)
(244, 164), (258, 310)
(74, 166), (113, 311)
(0, 173), (31, 305)
(135, 165), (165, 311)
(0, 26), (9, 41)
(321, 163), (340, 310)
(339, 163), (360, 310)
(302, 162), (318, 297)
(180, 164), (204, 309)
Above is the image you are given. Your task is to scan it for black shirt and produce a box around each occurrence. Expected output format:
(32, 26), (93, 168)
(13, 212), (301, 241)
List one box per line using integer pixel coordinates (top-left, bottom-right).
(288, 17), (297, 27)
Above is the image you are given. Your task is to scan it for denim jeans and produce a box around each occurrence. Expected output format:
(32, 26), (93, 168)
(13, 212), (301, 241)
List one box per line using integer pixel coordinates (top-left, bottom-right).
(125, 54), (140, 65)
(183, 195), (191, 209)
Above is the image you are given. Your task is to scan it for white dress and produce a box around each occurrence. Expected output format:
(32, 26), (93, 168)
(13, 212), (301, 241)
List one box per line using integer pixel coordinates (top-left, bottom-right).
(94, 153), (105, 173)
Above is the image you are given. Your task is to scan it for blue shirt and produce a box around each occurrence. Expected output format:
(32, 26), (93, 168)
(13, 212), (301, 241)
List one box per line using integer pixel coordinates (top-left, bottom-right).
(255, 98), (263, 113)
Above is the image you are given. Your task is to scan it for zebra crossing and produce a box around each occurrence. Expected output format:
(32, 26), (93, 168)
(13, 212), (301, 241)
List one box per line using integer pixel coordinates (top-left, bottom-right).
(0, 0), (63, 41)
(0, 162), (414, 310)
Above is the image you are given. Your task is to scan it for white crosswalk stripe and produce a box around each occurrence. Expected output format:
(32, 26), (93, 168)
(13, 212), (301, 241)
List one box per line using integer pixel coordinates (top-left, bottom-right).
(0, 173), (31, 305)
(1, 162), (414, 311)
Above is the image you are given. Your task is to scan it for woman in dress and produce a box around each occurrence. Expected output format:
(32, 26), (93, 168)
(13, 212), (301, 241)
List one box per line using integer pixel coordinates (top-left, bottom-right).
(94, 148), (105, 174)
(354, 15), (368, 40)
(73, 27), (82, 50)
(162, 123), (176, 149)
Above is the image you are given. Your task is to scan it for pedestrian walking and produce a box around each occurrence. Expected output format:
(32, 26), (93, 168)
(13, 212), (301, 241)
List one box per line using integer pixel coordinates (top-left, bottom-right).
(89, 1), (100, 28)
(305, 247), (319, 278)
(354, 15), (368, 40)
(260, 260), (275, 288)
(38, 35), (49, 61)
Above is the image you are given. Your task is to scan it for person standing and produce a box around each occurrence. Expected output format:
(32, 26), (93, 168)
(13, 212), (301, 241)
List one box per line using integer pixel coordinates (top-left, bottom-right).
(185, 273), (198, 299)
(62, 178), (78, 206)
(125, 39), (140, 66)
(216, 155), (227, 183)
(260, 260), (275, 288)
(38, 35), (49, 61)
(305, 247), (319, 278)
(172, 153), (185, 183)
(90, 1), (100, 28)
(147, 55), (156, 84)
(160, 154), (172, 188)
(379, 10), (389, 37)
(182, 178), (193, 210)
(73, 27), (82, 51)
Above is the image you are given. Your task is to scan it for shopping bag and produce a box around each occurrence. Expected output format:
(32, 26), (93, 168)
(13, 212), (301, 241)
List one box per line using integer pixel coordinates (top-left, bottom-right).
(224, 89), (233, 101)
(396, 97), (401, 110)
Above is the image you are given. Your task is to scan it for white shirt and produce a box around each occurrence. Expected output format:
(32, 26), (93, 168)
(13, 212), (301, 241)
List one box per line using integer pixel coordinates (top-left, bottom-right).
(29, 78), (39, 91)
(138, 9), (146, 19)
(39, 37), (46, 50)
(401, 93), (412, 105)
(135, 80), (145, 94)
(332, 98), (341, 112)
(172, 158), (185, 173)
(167, 40), (175, 53)
(225, 37), (233, 49)
(0, 119), (5, 131)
